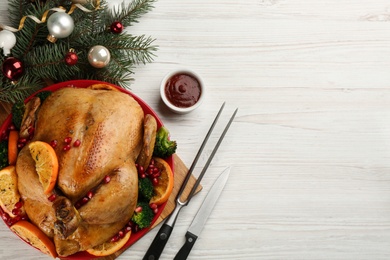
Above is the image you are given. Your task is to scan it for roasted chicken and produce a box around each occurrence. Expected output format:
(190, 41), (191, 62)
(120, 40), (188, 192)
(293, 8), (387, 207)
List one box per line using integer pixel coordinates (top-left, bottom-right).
(15, 87), (150, 256)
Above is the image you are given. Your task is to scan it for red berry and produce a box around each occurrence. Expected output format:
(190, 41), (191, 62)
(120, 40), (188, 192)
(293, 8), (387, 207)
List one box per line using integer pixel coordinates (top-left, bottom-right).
(86, 191), (93, 199)
(14, 201), (23, 209)
(73, 139), (81, 147)
(28, 126), (35, 135)
(103, 175), (111, 184)
(63, 144), (71, 151)
(110, 234), (120, 242)
(125, 226), (132, 233)
(50, 140), (58, 148)
(135, 206), (143, 213)
(81, 197), (89, 205)
(18, 138), (27, 144)
(152, 178), (159, 186)
(11, 208), (21, 216)
(64, 137), (72, 144)
(48, 194), (57, 202)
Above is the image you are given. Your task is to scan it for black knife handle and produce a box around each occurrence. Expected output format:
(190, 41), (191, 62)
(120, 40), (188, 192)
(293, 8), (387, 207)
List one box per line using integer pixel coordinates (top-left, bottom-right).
(173, 231), (198, 260)
(143, 223), (173, 260)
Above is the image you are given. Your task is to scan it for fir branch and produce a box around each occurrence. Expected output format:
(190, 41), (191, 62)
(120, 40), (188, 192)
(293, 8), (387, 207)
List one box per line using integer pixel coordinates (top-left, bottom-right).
(0, 77), (42, 103)
(111, 0), (156, 26)
(112, 34), (157, 65)
(1, 0), (158, 102)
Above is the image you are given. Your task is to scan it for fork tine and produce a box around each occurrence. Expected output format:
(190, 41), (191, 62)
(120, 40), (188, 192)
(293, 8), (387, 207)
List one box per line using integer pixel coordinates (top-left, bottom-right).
(183, 107), (238, 205)
(175, 102), (226, 201)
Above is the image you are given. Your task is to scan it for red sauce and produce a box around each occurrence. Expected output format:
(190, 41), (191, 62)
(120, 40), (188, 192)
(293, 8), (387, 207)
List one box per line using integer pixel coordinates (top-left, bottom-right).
(165, 73), (201, 108)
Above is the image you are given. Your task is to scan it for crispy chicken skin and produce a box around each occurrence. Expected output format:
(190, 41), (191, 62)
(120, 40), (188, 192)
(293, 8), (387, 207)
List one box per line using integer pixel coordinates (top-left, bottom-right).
(16, 87), (144, 256)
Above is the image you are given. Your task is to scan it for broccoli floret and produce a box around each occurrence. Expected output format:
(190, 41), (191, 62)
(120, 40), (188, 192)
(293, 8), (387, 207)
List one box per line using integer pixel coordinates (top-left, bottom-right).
(0, 140), (8, 170)
(138, 177), (154, 201)
(35, 91), (52, 103)
(131, 201), (154, 229)
(11, 101), (25, 130)
(153, 126), (177, 158)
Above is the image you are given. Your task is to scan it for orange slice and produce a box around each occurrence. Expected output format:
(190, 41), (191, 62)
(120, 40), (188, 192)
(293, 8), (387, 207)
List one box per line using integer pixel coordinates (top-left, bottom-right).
(86, 231), (131, 257)
(0, 165), (20, 217)
(8, 130), (19, 165)
(150, 157), (174, 206)
(10, 220), (57, 258)
(28, 141), (59, 194)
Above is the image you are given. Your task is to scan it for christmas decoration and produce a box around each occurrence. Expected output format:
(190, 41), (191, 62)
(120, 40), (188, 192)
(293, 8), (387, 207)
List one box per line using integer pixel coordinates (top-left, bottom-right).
(0, 0), (157, 103)
(0, 30), (16, 56)
(88, 45), (111, 68)
(110, 21), (124, 34)
(2, 57), (24, 81)
(65, 49), (78, 66)
(47, 12), (75, 43)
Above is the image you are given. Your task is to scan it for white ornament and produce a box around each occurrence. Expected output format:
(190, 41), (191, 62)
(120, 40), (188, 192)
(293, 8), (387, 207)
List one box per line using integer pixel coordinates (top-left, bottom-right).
(88, 45), (111, 68)
(47, 12), (74, 43)
(0, 30), (16, 56)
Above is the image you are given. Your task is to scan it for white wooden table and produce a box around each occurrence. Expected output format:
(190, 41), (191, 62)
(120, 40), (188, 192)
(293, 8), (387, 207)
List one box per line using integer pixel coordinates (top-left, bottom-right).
(1, 0), (390, 259)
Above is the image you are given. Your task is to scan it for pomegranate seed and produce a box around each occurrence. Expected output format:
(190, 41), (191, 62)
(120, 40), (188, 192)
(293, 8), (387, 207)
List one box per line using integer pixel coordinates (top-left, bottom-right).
(63, 144), (71, 151)
(11, 208), (21, 216)
(138, 165), (144, 174)
(118, 230), (124, 238)
(111, 235), (119, 242)
(81, 197), (89, 205)
(103, 175), (111, 184)
(28, 126), (35, 135)
(48, 194), (56, 202)
(152, 178), (159, 186)
(125, 226), (132, 233)
(2, 212), (10, 221)
(14, 201), (23, 209)
(153, 167), (159, 174)
(17, 143), (25, 149)
(149, 203), (158, 210)
(64, 137), (72, 144)
(50, 140), (58, 148)
(140, 173), (146, 179)
(73, 139), (81, 147)
(135, 206), (143, 213)
(8, 125), (15, 131)
(153, 208), (159, 214)
(18, 138), (27, 144)
(75, 202), (81, 209)
(13, 215), (21, 223)
(86, 191), (93, 199)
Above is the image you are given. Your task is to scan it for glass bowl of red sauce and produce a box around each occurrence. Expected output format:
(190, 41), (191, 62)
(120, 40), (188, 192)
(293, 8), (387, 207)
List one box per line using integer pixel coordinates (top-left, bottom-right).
(160, 69), (204, 114)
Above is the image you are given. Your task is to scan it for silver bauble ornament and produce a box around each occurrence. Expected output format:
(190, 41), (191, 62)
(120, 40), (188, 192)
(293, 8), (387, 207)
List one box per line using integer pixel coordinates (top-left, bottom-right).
(0, 30), (16, 56)
(47, 12), (74, 43)
(88, 45), (111, 68)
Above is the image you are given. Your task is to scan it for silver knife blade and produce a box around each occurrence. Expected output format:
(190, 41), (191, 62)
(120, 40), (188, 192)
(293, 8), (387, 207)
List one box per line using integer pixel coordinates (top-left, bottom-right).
(173, 167), (231, 260)
(187, 166), (231, 236)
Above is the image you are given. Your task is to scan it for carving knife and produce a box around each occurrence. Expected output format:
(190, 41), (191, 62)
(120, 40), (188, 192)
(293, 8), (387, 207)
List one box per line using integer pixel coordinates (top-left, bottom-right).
(173, 166), (231, 260)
